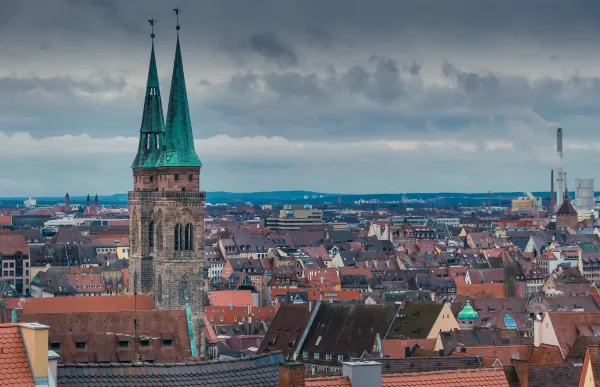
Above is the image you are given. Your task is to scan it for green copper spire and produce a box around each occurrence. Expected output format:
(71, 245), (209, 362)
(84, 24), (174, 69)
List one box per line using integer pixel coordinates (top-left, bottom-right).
(132, 19), (166, 169)
(155, 31), (202, 168)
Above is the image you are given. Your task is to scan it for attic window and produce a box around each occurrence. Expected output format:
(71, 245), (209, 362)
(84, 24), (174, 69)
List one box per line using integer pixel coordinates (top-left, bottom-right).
(75, 342), (86, 350)
(140, 340), (150, 348)
(316, 336), (322, 346)
(119, 340), (129, 348)
(162, 339), (173, 347)
(50, 343), (61, 351)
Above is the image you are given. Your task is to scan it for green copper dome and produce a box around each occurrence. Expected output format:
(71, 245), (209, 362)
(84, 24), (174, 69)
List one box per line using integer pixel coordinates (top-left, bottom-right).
(458, 301), (479, 320)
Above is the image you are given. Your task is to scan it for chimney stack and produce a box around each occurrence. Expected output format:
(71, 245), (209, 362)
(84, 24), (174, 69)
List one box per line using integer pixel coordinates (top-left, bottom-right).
(556, 128), (564, 210)
(343, 361), (382, 387)
(278, 361), (305, 387)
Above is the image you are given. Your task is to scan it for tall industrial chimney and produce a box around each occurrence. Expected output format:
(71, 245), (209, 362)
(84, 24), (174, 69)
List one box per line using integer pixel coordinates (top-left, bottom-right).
(550, 169), (554, 215)
(556, 128), (564, 211)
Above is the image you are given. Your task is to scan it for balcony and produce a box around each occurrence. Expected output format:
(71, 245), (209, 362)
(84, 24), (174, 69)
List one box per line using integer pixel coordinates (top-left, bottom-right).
(128, 191), (206, 201)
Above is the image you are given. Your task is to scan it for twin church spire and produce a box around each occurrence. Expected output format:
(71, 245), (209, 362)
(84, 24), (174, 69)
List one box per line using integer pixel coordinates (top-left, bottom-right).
(132, 10), (201, 170)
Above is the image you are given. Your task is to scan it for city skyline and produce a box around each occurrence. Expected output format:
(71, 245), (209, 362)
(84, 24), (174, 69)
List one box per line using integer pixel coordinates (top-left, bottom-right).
(3, 0), (600, 195)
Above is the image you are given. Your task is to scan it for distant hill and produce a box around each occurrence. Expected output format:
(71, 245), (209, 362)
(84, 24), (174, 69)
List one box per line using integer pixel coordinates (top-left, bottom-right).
(0, 190), (579, 207)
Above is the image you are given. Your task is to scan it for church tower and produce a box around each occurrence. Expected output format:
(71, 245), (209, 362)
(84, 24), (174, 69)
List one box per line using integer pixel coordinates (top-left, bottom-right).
(129, 13), (205, 357)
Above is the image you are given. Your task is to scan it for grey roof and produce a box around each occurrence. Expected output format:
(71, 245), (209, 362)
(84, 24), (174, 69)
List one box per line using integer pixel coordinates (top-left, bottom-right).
(56, 352), (285, 387)
(376, 356), (482, 374)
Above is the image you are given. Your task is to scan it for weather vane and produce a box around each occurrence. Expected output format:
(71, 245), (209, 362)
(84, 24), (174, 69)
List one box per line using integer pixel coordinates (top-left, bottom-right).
(148, 18), (157, 41)
(173, 7), (181, 35)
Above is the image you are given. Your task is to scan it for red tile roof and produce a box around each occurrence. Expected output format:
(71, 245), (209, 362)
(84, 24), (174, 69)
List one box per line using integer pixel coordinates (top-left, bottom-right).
(547, 312), (600, 357)
(305, 376), (352, 386)
(209, 290), (255, 307)
(0, 233), (29, 255)
(530, 344), (564, 365)
(381, 367), (509, 386)
(456, 283), (505, 298)
(5, 294), (153, 314)
(0, 324), (34, 387)
(0, 215), (11, 225)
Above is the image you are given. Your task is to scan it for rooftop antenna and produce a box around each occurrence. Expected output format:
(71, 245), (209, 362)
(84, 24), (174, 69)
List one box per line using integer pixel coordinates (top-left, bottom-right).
(173, 6), (181, 37)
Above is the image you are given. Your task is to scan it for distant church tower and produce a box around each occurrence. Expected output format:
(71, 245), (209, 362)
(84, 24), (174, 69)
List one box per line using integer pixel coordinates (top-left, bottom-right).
(94, 193), (99, 207)
(86, 194), (91, 207)
(65, 193), (71, 212)
(129, 13), (205, 357)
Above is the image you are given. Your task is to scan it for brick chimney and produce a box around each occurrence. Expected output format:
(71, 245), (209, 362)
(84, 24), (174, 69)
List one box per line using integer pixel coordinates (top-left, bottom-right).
(279, 361), (305, 387)
(513, 360), (529, 387)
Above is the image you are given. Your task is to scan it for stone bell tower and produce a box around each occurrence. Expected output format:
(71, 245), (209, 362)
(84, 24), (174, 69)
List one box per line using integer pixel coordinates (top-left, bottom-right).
(129, 12), (205, 357)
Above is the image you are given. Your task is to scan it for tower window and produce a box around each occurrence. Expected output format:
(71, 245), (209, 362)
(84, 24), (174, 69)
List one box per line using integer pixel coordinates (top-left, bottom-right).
(146, 134), (150, 150)
(149, 176), (153, 182)
(184, 222), (194, 251)
(175, 174), (179, 181)
(148, 221), (154, 248)
(188, 174), (193, 182)
(175, 223), (182, 251)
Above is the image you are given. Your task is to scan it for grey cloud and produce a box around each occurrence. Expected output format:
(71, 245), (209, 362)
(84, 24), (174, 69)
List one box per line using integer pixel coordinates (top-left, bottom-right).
(242, 33), (297, 67)
(228, 73), (258, 93)
(263, 72), (321, 98)
(0, 75), (126, 97)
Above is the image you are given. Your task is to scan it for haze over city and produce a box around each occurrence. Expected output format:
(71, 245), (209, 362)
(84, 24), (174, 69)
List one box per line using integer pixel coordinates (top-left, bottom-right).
(2, 0), (600, 195)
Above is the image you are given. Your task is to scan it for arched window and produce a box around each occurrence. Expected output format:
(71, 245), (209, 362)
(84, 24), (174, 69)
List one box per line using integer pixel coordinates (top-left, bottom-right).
(131, 212), (138, 254)
(148, 221), (154, 248)
(157, 222), (163, 251)
(179, 276), (189, 305)
(184, 222), (194, 251)
(174, 223), (183, 251)
(157, 274), (163, 303)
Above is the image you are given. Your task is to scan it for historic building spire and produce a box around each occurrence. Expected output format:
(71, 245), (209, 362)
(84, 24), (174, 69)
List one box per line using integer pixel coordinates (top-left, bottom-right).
(131, 18), (166, 170)
(129, 10), (206, 358)
(155, 8), (201, 168)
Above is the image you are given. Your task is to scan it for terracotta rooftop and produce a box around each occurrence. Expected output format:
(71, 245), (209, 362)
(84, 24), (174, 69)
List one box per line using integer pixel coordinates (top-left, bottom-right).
(0, 324), (34, 387)
(456, 283), (505, 298)
(209, 290), (255, 307)
(305, 376), (352, 387)
(0, 232), (29, 255)
(380, 339), (437, 358)
(530, 344), (563, 365)
(5, 294), (153, 314)
(547, 312), (600, 357)
(381, 367), (509, 386)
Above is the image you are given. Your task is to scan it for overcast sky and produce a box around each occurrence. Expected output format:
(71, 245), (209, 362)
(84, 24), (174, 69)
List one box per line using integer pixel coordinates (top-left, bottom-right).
(2, 0), (600, 196)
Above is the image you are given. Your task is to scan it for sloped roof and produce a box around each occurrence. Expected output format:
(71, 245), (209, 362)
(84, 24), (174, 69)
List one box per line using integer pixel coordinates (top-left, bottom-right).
(56, 351), (284, 387)
(19, 310), (192, 364)
(305, 376), (352, 386)
(547, 312), (600, 356)
(258, 303), (310, 358)
(385, 301), (444, 340)
(556, 199), (578, 216)
(303, 304), (397, 358)
(0, 233), (29, 255)
(377, 356), (482, 374)
(209, 290), (255, 307)
(0, 324), (34, 387)
(380, 339), (437, 358)
(5, 294), (153, 314)
(380, 367), (509, 386)
(527, 363), (582, 387)
(530, 344), (563, 365)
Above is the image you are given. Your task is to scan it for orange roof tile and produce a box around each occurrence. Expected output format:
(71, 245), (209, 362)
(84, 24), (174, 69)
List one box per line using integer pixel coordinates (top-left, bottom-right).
(0, 324), (34, 387)
(0, 215), (11, 225)
(305, 376), (352, 387)
(456, 283), (505, 298)
(381, 368), (509, 386)
(5, 294), (153, 314)
(530, 344), (563, 365)
(209, 290), (255, 307)
(462, 344), (533, 366)
(0, 233), (29, 255)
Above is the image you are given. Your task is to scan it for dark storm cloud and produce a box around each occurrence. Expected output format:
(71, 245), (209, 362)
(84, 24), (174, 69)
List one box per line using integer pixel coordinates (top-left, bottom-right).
(241, 33), (297, 68)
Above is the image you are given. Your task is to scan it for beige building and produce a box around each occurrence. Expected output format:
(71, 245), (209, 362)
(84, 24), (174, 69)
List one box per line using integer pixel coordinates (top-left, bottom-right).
(264, 205), (325, 231)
